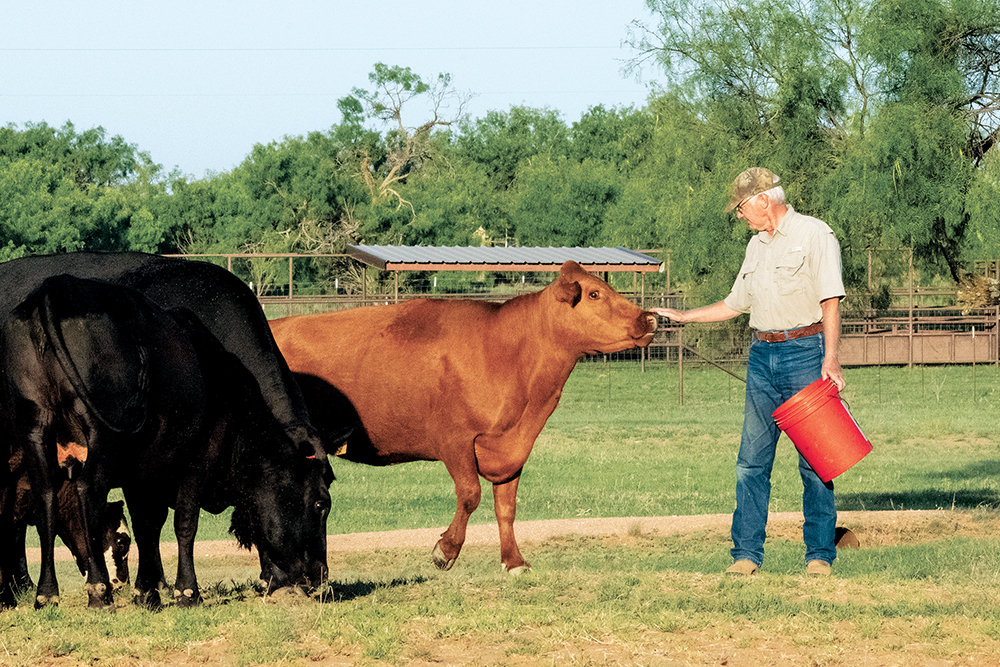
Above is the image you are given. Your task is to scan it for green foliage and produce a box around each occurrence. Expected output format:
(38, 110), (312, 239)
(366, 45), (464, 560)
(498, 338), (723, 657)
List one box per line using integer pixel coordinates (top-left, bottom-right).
(630, 0), (1000, 288)
(966, 149), (1000, 255)
(0, 122), (170, 258)
(510, 155), (622, 247)
(570, 104), (655, 172)
(456, 105), (572, 190)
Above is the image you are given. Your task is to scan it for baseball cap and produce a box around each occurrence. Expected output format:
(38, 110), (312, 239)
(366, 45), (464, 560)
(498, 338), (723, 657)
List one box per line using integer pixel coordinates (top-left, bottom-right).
(724, 167), (781, 212)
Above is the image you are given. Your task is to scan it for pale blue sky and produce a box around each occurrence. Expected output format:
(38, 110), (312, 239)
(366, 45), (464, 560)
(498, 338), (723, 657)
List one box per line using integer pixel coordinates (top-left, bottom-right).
(3, 1), (661, 178)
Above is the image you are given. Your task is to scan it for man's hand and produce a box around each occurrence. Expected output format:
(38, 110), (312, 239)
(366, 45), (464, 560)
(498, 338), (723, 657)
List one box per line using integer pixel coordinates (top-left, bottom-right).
(651, 307), (686, 322)
(822, 359), (845, 391)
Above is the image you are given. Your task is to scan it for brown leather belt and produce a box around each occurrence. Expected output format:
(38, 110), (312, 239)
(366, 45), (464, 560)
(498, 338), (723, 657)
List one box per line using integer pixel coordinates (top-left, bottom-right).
(755, 321), (824, 343)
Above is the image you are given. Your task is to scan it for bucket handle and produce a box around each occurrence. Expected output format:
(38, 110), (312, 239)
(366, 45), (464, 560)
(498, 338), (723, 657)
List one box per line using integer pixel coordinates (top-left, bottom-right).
(821, 377), (855, 411)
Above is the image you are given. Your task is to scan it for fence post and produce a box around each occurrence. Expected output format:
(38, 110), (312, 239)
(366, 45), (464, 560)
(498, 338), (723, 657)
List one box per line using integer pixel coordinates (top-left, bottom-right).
(678, 326), (684, 406)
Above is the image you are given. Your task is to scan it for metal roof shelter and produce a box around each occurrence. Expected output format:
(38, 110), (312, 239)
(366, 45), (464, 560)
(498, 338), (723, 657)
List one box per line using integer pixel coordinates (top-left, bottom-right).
(347, 245), (663, 273)
(345, 245), (664, 303)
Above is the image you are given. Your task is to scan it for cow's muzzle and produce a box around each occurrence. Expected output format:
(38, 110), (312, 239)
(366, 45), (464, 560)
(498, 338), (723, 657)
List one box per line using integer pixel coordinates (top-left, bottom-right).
(632, 312), (657, 346)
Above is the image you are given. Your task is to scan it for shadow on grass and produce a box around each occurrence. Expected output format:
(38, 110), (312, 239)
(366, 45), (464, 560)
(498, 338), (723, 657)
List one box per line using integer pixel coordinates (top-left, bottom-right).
(836, 459), (1000, 511)
(924, 459), (1000, 480)
(317, 577), (428, 603)
(837, 488), (1000, 511)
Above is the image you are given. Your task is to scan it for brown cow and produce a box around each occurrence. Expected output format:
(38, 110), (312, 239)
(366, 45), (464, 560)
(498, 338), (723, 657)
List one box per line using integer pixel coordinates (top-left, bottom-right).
(269, 261), (656, 573)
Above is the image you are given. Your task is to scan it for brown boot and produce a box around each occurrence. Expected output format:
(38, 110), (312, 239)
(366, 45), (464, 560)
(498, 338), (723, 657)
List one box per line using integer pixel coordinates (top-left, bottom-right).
(807, 560), (832, 577)
(725, 559), (758, 576)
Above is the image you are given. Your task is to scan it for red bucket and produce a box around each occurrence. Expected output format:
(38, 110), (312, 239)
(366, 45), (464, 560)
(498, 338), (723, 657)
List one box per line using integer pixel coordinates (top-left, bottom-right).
(772, 378), (872, 482)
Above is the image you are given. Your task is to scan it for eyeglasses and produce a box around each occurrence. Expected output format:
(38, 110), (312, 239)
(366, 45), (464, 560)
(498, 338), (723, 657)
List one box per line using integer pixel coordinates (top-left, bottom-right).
(735, 193), (759, 216)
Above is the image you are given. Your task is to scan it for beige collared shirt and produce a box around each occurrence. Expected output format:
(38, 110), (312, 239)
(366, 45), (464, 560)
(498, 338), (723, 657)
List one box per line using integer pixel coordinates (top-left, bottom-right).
(724, 206), (845, 332)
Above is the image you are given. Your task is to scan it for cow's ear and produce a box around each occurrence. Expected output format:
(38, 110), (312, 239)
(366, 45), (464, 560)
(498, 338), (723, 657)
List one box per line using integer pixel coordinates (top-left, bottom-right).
(554, 275), (582, 306)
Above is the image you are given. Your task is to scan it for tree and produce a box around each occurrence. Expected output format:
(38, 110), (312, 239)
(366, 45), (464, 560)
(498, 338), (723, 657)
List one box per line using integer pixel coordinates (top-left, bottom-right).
(602, 94), (744, 299)
(511, 155), (622, 247)
(0, 122), (169, 259)
(456, 106), (572, 190)
(569, 104), (655, 173)
(177, 132), (366, 256)
(340, 63), (471, 217)
(823, 0), (1000, 280)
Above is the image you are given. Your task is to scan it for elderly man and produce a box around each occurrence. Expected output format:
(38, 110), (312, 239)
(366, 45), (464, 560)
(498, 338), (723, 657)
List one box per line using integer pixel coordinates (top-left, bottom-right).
(653, 167), (846, 577)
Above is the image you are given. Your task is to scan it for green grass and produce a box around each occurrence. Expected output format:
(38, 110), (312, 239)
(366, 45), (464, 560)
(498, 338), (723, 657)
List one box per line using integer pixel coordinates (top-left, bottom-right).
(321, 361), (1000, 533)
(11, 525), (1000, 665)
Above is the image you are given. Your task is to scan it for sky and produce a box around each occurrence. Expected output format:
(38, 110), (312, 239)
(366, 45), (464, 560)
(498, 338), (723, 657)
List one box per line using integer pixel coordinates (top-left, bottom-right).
(3, 1), (663, 179)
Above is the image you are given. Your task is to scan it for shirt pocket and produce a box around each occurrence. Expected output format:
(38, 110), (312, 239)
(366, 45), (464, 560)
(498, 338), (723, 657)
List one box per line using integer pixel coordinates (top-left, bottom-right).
(739, 258), (760, 297)
(775, 251), (807, 296)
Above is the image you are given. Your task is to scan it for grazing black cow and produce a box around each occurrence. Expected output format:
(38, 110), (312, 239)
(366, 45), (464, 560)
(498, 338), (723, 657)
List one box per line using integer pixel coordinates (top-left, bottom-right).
(1, 275), (331, 609)
(0, 251), (340, 607)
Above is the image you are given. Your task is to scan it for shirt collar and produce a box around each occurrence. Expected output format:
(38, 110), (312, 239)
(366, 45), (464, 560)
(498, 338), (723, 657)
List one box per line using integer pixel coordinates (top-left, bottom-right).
(755, 205), (795, 245)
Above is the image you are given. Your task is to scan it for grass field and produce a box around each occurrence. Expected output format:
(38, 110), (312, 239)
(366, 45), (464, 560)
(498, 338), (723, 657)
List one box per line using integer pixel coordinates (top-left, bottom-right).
(12, 361), (1000, 666)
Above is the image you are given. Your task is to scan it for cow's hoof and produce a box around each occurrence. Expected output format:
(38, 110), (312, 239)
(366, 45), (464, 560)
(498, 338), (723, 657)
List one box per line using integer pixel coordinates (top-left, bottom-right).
(431, 543), (456, 571)
(504, 564), (531, 576)
(86, 583), (115, 610)
(0, 586), (19, 610)
(133, 589), (163, 611)
(173, 588), (202, 608)
(34, 594), (59, 609)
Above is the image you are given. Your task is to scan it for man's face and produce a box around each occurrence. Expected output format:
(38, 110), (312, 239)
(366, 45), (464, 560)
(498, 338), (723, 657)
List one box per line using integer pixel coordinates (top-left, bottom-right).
(736, 193), (771, 232)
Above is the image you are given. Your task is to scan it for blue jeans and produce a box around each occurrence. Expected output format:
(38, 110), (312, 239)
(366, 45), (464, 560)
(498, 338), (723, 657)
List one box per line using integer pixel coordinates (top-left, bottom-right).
(731, 332), (837, 567)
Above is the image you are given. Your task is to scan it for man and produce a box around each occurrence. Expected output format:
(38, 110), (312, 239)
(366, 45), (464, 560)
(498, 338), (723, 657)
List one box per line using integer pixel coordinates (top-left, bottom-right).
(652, 167), (846, 577)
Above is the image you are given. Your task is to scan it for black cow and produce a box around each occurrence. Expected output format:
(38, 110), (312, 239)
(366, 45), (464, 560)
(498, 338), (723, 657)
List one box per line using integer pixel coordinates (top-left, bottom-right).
(0, 251), (340, 607)
(1, 275), (331, 609)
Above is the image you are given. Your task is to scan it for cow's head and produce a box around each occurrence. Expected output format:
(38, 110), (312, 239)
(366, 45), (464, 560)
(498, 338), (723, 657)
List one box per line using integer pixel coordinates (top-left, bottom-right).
(102, 500), (131, 589)
(229, 422), (332, 593)
(550, 261), (657, 355)
(206, 348), (332, 594)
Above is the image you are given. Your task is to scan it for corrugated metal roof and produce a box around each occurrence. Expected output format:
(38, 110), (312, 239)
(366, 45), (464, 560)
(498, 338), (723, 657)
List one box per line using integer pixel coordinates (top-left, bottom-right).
(347, 245), (663, 272)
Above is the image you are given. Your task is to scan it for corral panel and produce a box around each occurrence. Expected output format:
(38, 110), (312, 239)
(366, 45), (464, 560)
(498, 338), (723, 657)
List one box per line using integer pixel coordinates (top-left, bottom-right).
(842, 332), (998, 365)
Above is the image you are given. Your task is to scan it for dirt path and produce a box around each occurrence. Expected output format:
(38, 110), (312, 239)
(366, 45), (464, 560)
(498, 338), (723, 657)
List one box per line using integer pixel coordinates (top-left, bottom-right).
(27, 510), (934, 563)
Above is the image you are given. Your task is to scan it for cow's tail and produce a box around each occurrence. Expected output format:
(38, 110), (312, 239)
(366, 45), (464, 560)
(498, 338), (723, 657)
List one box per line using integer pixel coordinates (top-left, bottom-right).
(37, 277), (150, 435)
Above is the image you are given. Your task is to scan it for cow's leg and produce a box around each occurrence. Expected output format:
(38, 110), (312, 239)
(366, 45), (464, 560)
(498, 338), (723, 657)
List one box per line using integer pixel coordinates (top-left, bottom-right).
(125, 490), (167, 610)
(31, 482), (60, 608)
(21, 426), (60, 609)
(6, 453), (36, 598)
(493, 473), (530, 574)
(432, 450), (482, 570)
(12, 522), (34, 593)
(172, 494), (202, 607)
(74, 474), (115, 610)
(0, 506), (26, 608)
